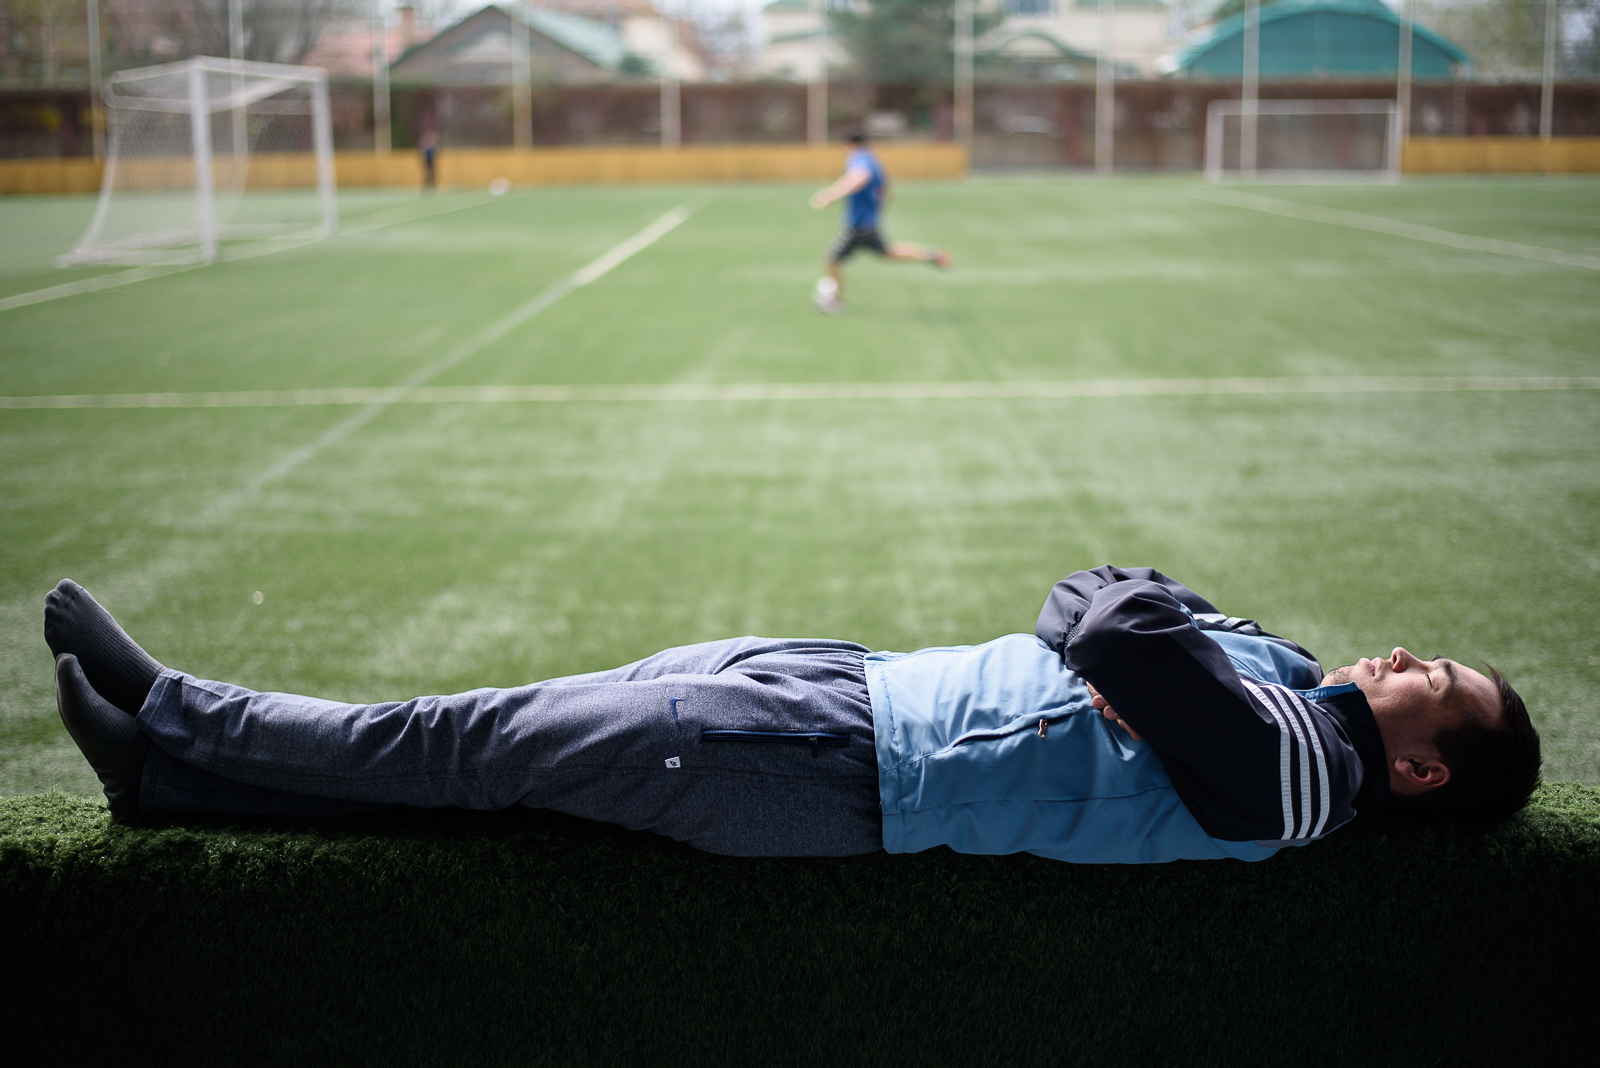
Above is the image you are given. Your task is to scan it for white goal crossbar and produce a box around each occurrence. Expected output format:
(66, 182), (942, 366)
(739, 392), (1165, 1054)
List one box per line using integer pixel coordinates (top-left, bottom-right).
(1204, 100), (1400, 184)
(63, 57), (337, 266)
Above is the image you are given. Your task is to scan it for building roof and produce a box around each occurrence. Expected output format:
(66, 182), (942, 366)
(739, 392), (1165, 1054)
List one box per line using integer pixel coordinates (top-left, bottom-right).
(531, 0), (660, 18)
(391, 3), (628, 81)
(1159, 0), (1468, 78)
(983, 28), (1096, 63)
(512, 3), (628, 68)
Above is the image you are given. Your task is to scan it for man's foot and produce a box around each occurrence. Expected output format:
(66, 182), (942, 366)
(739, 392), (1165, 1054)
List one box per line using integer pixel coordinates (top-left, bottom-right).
(815, 298), (846, 315)
(44, 579), (164, 716)
(926, 247), (953, 270)
(55, 654), (149, 822)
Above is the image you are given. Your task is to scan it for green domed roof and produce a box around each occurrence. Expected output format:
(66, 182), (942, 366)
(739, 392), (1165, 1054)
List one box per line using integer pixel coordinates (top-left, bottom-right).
(1159, 0), (1468, 79)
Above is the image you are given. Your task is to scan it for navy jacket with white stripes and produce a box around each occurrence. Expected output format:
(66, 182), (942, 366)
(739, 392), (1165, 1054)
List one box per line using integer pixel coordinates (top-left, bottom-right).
(1038, 566), (1393, 844)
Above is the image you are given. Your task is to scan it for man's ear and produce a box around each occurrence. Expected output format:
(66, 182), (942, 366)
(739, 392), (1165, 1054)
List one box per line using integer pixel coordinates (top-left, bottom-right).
(1393, 754), (1451, 793)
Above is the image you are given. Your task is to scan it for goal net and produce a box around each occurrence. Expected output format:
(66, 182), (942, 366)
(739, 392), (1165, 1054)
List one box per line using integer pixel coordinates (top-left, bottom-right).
(1204, 100), (1400, 183)
(62, 57), (337, 266)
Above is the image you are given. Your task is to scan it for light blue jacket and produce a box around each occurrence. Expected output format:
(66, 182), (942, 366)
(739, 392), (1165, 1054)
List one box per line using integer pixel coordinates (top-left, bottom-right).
(865, 630), (1321, 865)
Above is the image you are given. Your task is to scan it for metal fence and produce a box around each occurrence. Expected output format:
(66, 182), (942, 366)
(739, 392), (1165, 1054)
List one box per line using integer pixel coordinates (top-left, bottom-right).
(5, 77), (1599, 165)
(4, 0), (1599, 167)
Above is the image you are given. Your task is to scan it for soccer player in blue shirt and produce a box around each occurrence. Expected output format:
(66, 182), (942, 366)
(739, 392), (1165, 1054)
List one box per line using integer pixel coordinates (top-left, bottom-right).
(809, 132), (952, 314)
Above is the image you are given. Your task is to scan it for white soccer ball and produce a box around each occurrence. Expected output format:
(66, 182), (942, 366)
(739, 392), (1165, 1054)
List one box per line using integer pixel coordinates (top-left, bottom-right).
(814, 276), (838, 301)
(489, 177), (510, 196)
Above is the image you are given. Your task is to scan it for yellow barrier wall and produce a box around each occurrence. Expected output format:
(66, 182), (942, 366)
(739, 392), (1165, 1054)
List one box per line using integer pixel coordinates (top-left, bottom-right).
(0, 144), (967, 195)
(0, 157), (104, 194)
(429, 144), (967, 186)
(16, 140), (1600, 193)
(1403, 137), (1600, 174)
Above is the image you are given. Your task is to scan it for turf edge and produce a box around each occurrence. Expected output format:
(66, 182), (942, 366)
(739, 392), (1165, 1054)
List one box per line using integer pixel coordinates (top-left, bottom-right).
(3, 784), (1598, 1066)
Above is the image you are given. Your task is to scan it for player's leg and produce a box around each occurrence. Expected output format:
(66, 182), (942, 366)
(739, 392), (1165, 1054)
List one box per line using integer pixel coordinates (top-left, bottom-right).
(127, 638), (880, 850)
(816, 229), (856, 313)
(63, 633), (829, 822)
(47, 580), (878, 851)
(885, 240), (952, 269)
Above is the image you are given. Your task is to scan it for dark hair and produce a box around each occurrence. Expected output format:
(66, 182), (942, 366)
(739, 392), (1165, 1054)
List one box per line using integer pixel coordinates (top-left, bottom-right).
(848, 132), (866, 144)
(1390, 665), (1541, 823)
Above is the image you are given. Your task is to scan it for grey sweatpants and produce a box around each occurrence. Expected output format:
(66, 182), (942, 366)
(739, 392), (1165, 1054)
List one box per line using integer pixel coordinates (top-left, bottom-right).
(137, 637), (882, 856)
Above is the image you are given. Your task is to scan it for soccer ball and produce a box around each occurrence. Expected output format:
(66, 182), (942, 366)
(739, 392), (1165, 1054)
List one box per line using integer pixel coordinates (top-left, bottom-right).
(489, 177), (510, 196)
(812, 276), (844, 314)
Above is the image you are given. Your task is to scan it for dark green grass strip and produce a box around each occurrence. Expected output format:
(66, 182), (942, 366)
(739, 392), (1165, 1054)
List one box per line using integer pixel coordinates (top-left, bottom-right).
(4, 786), (1598, 1065)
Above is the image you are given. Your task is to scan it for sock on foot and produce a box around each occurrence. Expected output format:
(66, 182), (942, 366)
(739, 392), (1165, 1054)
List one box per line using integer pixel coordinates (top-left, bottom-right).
(44, 579), (164, 716)
(55, 654), (150, 823)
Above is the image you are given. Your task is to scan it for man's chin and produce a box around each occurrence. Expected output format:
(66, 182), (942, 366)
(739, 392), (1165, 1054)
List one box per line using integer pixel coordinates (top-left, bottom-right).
(1321, 665), (1357, 687)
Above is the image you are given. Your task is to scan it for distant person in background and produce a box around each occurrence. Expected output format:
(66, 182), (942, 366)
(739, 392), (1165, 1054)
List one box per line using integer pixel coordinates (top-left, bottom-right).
(809, 132), (952, 315)
(419, 131), (439, 193)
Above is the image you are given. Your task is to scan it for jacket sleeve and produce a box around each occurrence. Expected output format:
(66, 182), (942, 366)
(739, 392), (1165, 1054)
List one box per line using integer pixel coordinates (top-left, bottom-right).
(1035, 566), (1220, 661)
(1060, 579), (1365, 844)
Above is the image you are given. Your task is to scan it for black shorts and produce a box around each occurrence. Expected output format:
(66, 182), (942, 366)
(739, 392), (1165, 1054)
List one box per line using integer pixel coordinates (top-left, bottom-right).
(828, 227), (888, 263)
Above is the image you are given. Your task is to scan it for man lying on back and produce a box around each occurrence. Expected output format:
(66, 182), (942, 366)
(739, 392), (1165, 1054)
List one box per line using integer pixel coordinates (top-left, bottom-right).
(46, 566), (1541, 861)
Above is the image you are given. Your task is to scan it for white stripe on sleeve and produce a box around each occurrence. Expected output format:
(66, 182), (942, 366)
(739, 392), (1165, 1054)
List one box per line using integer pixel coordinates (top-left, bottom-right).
(1242, 679), (1296, 840)
(1260, 684), (1315, 839)
(1288, 691), (1334, 838)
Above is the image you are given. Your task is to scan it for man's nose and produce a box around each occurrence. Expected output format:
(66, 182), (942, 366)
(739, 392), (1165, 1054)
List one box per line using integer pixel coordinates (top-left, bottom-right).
(1391, 647), (1421, 669)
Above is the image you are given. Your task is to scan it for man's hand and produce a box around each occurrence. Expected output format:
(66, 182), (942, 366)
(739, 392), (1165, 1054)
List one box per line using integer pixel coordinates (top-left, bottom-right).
(1085, 681), (1143, 741)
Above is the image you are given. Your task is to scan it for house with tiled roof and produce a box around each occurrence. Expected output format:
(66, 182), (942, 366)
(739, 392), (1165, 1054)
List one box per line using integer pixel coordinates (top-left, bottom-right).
(757, 0), (1167, 81)
(391, 1), (704, 85)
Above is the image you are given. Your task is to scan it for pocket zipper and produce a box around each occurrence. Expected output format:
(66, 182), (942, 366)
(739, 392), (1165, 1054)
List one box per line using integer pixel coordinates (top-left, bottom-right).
(951, 711), (1075, 747)
(700, 729), (849, 759)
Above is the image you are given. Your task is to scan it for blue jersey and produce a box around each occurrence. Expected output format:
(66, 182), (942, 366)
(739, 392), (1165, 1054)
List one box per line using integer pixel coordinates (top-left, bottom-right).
(843, 148), (885, 230)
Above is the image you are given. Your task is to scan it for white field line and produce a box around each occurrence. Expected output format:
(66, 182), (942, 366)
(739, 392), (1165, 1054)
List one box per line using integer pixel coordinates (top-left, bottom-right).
(0, 264), (195, 313)
(6, 376), (1599, 410)
(1192, 188), (1600, 271)
(202, 201), (701, 511)
(0, 191), (511, 314)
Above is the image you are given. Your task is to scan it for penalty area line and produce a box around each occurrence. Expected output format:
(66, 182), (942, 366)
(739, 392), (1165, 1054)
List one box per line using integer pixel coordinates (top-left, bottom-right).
(1191, 188), (1600, 271)
(7, 376), (1599, 410)
(202, 199), (704, 513)
(0, 190), (517, 314)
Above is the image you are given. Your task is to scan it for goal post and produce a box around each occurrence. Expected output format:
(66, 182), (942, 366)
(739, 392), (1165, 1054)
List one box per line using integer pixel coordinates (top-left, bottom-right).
(62, 56), (338, 267)
(1204, 100), (1401, 183)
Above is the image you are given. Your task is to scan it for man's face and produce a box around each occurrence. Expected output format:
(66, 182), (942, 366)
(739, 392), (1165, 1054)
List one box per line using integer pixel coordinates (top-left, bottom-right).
(1322, 648), (1501, 746)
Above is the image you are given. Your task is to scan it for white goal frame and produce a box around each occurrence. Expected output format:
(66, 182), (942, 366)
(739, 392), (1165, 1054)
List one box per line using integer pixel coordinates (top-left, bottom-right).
(65, 56), (337, 266)
(1204, 99), (1401, 184)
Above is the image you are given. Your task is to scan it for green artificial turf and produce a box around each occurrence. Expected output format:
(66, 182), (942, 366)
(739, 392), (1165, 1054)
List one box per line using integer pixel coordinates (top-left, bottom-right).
(4, 786), (1599, 1064)
(3, 178), (1597, 795)
(2, 177), (1598, 1062)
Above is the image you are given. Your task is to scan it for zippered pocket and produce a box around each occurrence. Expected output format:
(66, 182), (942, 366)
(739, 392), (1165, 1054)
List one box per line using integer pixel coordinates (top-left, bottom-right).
(950, 710), (1075, 747)
(700, 729), (849, 758)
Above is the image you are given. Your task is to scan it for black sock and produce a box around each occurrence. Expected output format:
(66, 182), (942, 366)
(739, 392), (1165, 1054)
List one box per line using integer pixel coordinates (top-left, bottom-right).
(55, 654), (150, 823)
(44, 579), (165, 716)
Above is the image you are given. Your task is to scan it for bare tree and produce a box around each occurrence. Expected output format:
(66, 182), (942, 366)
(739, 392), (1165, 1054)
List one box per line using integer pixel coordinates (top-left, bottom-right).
(0, 0), (92, 82)
(667, 0), (757, 81)
(1416, 0), (1549, 78)
(102, 0), (360, 67)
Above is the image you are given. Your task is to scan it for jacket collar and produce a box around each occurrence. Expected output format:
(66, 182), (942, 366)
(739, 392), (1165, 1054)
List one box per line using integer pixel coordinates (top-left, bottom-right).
(1296, 683), (1392, 814)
